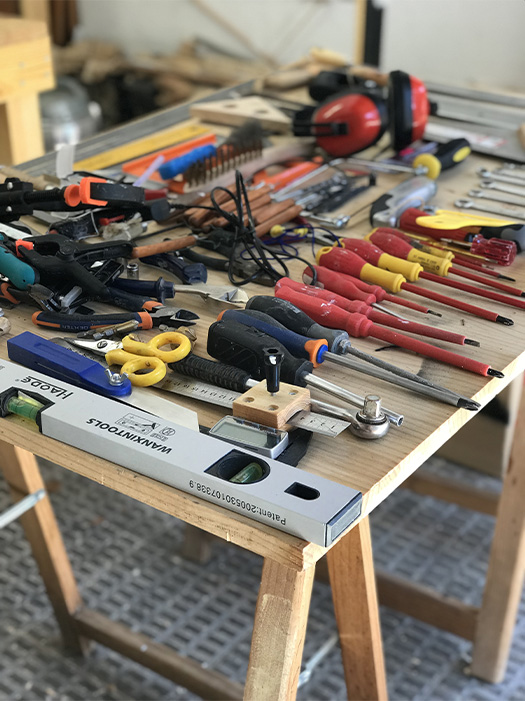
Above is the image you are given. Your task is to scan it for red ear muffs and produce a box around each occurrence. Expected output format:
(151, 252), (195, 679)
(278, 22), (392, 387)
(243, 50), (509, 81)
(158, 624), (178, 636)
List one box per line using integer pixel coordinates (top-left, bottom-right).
(293, 90), (388, 157)
(388, 70), (430, 152)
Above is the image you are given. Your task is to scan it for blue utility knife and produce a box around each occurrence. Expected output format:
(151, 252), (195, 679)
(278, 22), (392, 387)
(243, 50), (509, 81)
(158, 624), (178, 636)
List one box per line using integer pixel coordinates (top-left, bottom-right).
(7, 331), (132, 398)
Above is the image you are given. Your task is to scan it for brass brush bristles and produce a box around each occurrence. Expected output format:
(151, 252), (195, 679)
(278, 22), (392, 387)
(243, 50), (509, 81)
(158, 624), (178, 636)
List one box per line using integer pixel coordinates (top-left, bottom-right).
(183, 137), (264, 186)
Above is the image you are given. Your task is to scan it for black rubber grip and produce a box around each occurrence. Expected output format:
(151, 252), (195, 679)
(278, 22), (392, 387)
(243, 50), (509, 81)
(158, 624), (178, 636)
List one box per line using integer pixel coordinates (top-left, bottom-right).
(90, 181), (145, 205)
(480, 224), (525, 253)
(207, 320), (312, 385)
(32, 311), (143, 332)
(169, 353), (250, 393)
(434, 138), (470, 171)
(104, 286), (154, 312)
(246, 296), (348, 351)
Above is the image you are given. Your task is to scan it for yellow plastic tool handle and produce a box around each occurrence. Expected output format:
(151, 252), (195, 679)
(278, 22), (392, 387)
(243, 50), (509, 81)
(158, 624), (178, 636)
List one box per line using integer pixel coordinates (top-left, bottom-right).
(377, 252), (422, 282)
(105, 348), (167, 387)
(359, 262), (405, 293)
(418, 242), (454, 260)
(406, 249), (452, 276)
(122, 332), (191, 364)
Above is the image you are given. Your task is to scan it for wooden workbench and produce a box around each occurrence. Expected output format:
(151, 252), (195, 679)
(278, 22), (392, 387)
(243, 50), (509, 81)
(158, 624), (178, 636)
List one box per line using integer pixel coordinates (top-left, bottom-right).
(2, 105), (525, 700)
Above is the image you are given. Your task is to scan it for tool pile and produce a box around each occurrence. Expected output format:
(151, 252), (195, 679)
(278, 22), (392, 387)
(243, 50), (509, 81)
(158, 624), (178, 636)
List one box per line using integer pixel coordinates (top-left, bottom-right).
(0, 64), (523, 540)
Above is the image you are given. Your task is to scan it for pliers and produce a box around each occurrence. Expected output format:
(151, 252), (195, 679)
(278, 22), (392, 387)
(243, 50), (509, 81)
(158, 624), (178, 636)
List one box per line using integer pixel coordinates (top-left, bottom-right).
(31, 305), (199, 333)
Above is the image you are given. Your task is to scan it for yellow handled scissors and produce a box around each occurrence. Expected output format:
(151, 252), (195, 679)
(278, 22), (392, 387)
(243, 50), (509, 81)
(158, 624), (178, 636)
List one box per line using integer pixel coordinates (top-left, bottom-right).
(71, 331), (191, 387)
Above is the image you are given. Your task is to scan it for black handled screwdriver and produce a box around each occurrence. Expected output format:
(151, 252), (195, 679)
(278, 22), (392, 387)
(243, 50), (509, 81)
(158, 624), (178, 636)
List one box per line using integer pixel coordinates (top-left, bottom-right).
(245, 296), (480, 410)
(207, 319), (404, 424)
(218, 307), (480, 411)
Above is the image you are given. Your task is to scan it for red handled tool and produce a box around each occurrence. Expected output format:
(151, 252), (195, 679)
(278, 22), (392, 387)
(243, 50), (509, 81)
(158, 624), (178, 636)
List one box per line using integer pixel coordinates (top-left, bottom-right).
(338, 238), (525, 309)
(316, 247), (513, 325)
(303, 264), (440, 316)
(366, 230), (524, 297)
(275, 285), (503, 378)
(276, 278), (480, 347)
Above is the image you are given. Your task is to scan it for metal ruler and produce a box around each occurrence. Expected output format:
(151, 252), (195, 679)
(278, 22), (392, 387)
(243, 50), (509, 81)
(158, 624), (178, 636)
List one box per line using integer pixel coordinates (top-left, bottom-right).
(157, 376), (351, 437)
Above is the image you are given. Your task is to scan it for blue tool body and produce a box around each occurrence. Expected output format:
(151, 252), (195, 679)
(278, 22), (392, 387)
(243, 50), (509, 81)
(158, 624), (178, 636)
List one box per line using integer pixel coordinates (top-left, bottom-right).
(158, 144), (217, 179)
(7, 332), (132, 398)
(0, 236), (37, 290)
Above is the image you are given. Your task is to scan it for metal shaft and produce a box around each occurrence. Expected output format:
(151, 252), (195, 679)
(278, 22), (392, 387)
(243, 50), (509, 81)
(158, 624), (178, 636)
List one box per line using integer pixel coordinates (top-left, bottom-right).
(304, 372), (404, 425)
(325, 350), (478, 410)
(0, 489), (45, 530)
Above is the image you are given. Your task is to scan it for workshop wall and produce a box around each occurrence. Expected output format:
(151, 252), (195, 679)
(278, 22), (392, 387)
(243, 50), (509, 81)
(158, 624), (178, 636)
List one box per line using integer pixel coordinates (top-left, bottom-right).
(75, 0), (525, 92)
(74, 0), (356, 67)
(380, 0), (525, 92)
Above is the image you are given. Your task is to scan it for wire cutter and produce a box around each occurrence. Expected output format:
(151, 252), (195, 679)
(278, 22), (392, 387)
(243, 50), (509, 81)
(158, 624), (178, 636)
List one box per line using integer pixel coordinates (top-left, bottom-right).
(70, 331), (191, 386)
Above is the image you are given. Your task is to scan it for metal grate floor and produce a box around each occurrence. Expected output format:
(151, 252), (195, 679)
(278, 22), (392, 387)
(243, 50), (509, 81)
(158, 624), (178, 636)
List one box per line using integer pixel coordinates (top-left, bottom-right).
(1, 456), (525, 701)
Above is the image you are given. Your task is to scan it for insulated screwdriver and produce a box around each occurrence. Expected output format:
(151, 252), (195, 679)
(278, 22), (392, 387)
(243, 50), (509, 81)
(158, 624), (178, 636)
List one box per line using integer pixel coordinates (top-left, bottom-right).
(364, 230), (525, 297)
(206, 319), (404, 424)
(376, 228), (516, 280)
(337, 239), (525, 310)
(274, 286), (504, 378)
(275, 278), (480, 347)
(317, 247), (513, 325)
(218, 305), (480, 410)
(303, 264), (440, 316)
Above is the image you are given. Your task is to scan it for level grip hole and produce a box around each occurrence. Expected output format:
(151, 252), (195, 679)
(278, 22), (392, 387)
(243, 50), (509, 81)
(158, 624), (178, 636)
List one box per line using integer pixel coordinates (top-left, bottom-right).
(285, 482), (320, 500)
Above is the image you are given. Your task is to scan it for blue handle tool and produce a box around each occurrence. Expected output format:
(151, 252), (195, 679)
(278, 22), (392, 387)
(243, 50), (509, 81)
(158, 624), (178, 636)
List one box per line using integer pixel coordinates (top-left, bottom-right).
(158, 144), (217, 180)
(7, 332), (133, 398)
(220, 309), (328, 365)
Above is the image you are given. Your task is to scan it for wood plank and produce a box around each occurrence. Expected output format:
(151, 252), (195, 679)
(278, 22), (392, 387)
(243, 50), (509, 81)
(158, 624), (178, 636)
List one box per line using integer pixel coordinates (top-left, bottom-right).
(327, 518), (388, 701)
(0, 441), (86, 653)
(244, 558), (315, 700)
(470, 382), (525, 682)
(376, 571), (479, 641)
(0, 93), (46, 165)
(401, 471), (500, 516)
(179, 524), (215, 563)
(74, 609), (243, 701)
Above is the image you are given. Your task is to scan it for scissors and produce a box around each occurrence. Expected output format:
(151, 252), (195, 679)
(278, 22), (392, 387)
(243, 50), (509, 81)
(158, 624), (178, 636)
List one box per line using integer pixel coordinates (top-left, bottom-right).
(70, 331), (191, 386)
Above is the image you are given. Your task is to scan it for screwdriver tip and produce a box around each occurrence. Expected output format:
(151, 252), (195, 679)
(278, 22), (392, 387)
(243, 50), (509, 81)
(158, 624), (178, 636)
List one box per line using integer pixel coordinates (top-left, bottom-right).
(427, 310), (442, 317)
(458, 398), (481, 411)
(499, 275), (516, 282)
(488, 368), (505, 378)
(465, 339), (480, 347)
(497, 315), (514, 326)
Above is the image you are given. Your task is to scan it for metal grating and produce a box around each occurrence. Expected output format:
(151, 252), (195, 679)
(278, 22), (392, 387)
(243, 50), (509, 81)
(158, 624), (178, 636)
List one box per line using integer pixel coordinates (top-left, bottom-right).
(1, 456), (524, 701)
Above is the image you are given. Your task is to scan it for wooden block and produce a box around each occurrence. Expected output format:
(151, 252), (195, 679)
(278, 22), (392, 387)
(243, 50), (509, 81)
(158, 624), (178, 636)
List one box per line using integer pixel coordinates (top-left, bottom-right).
(190, 96), (291, 133)
(232, 381), (310, 429)
(0, 19), (54, 101)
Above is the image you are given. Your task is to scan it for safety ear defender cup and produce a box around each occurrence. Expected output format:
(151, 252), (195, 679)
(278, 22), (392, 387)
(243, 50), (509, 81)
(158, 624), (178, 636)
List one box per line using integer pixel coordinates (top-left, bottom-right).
(388, 70), (430, 152)
(311, 90), (388, 157)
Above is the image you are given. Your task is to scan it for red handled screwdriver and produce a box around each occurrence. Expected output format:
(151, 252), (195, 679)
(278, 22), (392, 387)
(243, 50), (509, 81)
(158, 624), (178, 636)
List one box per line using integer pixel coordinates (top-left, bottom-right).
(365, 229), (524, 296)
(338, 239), (525, 310)
(275, 278), (480, 347)
(317, 247), (513, 325)
(376, 228), (516, 281)
(275, 286), (504, 378)
(303, 264), (440, 316)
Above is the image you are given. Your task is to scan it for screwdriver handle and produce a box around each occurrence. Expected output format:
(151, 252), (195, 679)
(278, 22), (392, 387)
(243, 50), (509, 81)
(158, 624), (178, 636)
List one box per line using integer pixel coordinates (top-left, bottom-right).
(276, 278), (371, 316)
(169, 352), (251, 393)
(340, 238), (423, 282)
(245, 295), (350, 352)
(207, 320), (313, 385)
(302, 265), (377, 305)
(316, 246), (406, 293)
(111, 276), (176, 302)
(413, 138), (471, 179)
(219, 308), (328, 366)
(276, 278), (470, 345)
(366, 229), (452, 276)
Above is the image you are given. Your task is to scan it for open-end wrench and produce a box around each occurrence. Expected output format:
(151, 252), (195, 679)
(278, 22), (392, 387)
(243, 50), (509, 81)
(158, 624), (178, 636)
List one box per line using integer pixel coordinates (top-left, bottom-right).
(479, 180), (525, 197)
(170, 284), (249, 306)
(455, 198), (525, 221)
(478, 168), (525, 186)
(468, 188), (525, 207)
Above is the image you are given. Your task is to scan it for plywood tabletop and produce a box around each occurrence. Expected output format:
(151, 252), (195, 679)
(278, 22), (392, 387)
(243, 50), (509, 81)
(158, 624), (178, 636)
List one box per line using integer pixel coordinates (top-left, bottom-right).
(1, 127), (524, 555)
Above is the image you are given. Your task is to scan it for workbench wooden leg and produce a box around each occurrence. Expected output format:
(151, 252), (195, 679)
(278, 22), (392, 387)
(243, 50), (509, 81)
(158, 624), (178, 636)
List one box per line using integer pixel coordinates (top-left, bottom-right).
(470, 385), (525, 683)
(244, 557), (315, 701)
(0, 443), (86, 653)
(327, 517), (388, 701)
(180, 524), (215, 563)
